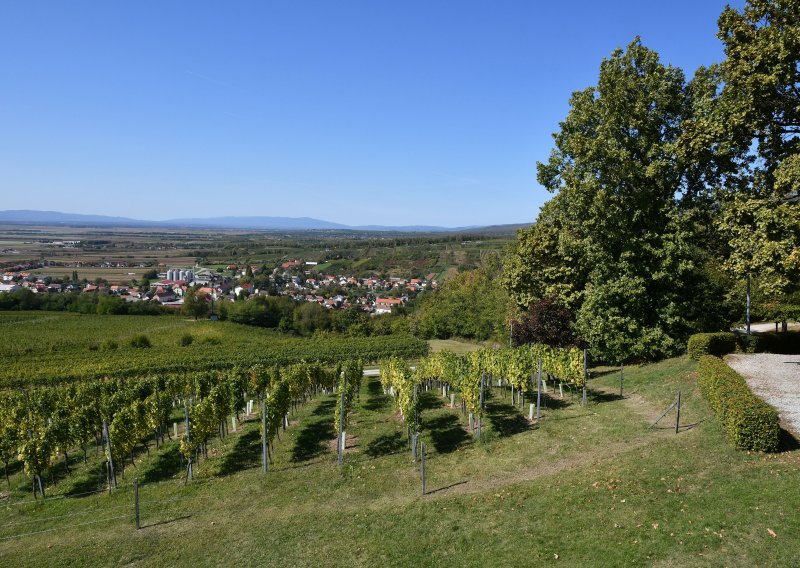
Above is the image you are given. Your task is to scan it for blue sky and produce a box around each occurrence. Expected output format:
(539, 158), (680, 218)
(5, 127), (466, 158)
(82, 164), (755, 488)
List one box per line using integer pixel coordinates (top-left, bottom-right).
(0, 1), (743, 227)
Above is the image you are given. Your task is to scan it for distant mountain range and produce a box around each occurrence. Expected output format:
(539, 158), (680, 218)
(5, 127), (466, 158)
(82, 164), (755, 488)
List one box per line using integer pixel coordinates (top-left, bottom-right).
(0, 210), (530, 234)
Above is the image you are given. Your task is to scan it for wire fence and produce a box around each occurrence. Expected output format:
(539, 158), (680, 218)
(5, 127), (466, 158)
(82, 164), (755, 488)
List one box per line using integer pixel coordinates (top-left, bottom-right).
(0, 476), (226, 541)
(0, 514), (132, 542)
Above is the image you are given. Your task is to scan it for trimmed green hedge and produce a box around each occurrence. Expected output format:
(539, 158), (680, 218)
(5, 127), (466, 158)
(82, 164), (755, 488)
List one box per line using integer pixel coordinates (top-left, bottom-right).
(687, 332), (737, 359)
(697, 356), (780, 452)
(734, 330), (800, 355)
(688, 330), (800, 358)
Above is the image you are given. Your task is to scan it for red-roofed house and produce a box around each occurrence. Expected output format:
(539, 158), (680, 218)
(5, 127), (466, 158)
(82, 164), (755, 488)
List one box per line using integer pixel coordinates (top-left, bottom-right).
(374, 297), (403, 315)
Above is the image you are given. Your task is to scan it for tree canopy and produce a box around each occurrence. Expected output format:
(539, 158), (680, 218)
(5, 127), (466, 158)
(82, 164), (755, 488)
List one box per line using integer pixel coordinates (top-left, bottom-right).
(504, 0), (799, 362)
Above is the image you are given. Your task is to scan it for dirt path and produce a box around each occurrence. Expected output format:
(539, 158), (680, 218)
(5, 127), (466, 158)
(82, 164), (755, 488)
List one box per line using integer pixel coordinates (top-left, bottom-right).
(423, 385), (679, 499)
(424, 430), (673, 499)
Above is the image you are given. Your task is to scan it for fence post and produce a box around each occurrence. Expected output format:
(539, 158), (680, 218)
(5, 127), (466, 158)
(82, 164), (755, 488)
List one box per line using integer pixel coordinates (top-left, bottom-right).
(262, 399), (268, 475)
(675, 390), (681, 434)
(582, 349), (588, 406)
(103, 419), (116, 489)
(184, 401), (192, 482)
(536, 360), (542, 420)
(134, 478), (140, 530)
(420, 442), (426, 496)
(620, 364), (624, 397)
(338, 389), (345, 465)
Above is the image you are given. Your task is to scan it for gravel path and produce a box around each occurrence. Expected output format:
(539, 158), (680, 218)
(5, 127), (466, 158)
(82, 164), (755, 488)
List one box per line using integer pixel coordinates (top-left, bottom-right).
(725, 354), (800, 435)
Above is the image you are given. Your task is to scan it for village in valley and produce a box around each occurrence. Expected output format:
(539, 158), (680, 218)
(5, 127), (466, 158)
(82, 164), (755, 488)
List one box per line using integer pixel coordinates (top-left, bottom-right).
(0, 258), (436, 315)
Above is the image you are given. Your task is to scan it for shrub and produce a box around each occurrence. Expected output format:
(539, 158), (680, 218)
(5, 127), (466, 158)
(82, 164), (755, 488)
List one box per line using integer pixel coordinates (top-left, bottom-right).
(129, 334), (152, 349)
(734, 330), (800, 355)
(178, 333), (194, 347)
(687, 332), (737, 359)
(103, 339), (119, 351)
(697, 356), (779, 452)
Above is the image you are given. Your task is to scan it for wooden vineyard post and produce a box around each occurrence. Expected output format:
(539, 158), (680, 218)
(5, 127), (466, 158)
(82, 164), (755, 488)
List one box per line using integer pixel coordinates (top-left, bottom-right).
(477, 373), (484, 438)
(134, 478), (140, 530)
(675, 390), (681, 434)
(184, 402), (192, 482)
(582, 349), (588, 406)
(420, 442), (426, 496)
(411, 432), (418, 462)
(620, 364), (624, 397)
(103, 419), (116, 489)
(262, 399), (268, 474)
(338, 389), (345, 466)
(536, 359), (542, 421)
(413, 384), (418, 434)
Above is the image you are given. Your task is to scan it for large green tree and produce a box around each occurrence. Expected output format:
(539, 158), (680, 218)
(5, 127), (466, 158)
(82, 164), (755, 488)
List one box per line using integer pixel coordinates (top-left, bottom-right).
(505, 39), (726, 362)
(714, 0), (800, 317)
(414, 259), (508, 342)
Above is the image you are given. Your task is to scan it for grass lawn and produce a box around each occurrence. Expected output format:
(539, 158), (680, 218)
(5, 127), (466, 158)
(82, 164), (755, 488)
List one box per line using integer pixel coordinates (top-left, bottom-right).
(1, 356), (798, 566)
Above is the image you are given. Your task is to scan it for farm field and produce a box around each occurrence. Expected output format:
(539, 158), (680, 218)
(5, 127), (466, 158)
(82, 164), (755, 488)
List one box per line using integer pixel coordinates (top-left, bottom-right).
(1, 356), (798, 566)
(0, 312), (428, 385)
(0, 225), (515, 282)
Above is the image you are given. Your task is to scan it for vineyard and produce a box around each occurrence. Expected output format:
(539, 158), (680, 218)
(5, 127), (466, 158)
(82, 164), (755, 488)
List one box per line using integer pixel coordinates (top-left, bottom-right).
(1, 354), (799, 565)
(0, 312), (428, 386)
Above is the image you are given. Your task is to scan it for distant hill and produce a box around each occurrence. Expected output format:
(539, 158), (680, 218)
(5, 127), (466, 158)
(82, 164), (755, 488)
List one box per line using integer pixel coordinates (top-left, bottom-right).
(0, 209), (528, 234)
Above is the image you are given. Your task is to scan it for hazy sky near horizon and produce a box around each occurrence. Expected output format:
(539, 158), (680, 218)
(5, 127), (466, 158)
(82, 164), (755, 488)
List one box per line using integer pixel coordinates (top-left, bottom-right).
(1, 1), (744, 227)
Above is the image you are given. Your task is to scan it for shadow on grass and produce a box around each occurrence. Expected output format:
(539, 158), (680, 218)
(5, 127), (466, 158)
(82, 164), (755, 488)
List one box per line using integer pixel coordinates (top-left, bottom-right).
(590, 390), (624, 404)
(425, 414), (470, 454)
(419, 391), (444, 411)
(363, 379), (391, 412)
(291, 406), (335, 463)
(424, 480), (468, 495)
(590, 368), (624, 378)
(218, 430), (262, 476)
(141, 443), (183, 484)
(312, 399), (337, 417)
(530, 391), (572, 411)
(365, 431), (406, 458)
(779, 427), (800, 453)
(484, 398), (530, 438)
(141, 514), (192, 529)
(63, 460), (107, 497)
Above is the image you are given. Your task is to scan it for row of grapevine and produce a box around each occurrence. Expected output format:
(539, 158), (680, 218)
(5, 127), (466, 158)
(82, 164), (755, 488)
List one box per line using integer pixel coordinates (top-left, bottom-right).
(379, 357), (420, 433)
(0, 360), (351, 496)
(334, 359), (364, 435)
(377, 343), (585, 439)
(1, 332), (429, 387)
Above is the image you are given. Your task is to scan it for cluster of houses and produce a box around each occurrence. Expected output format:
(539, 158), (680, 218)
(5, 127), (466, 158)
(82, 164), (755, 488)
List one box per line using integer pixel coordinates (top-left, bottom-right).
(0, 261), (438, 315)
